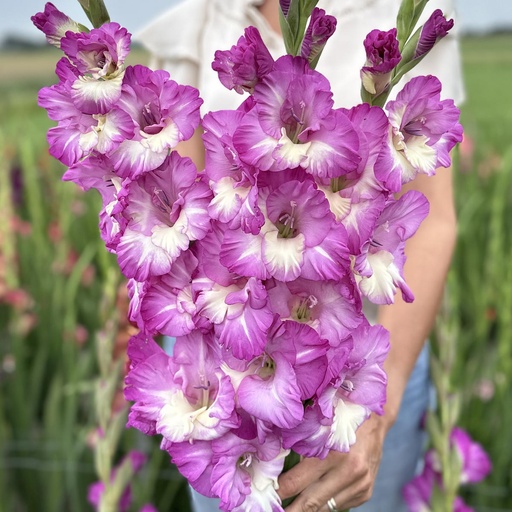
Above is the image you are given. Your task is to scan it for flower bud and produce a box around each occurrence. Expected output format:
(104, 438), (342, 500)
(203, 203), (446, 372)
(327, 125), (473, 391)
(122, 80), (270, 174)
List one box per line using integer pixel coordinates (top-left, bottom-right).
(280, 0), (291, 17)
(301, 8), (337, 68)
(415, 9), (454, 59)
(31, 2), (83, 48)
(360, 28), (401, 97)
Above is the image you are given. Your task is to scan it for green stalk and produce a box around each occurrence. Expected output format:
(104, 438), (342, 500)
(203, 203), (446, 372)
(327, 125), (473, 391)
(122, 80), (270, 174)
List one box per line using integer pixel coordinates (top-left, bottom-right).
(77, 0), (111, 28)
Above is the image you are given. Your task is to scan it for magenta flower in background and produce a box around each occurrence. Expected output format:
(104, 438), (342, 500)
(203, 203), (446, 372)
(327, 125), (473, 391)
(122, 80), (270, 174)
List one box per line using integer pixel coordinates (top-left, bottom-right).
(402, 463), (435, 512)
(31, 2), (82, 48)
(361, 28), (401, 96)
(450, 427), (492, 484)
(139, 505), (159, 512)
(415, 9), (454, 59)
(87, 450), (146, 512)
(454, 497), (475, 512)
(213, 27), (274, 95)
(402, 465), (475, 512)
(403, 427), (490, 511)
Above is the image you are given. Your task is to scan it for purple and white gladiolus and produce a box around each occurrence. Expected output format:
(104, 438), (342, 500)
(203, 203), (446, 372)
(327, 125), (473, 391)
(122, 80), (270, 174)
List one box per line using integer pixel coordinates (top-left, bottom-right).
(375, 75), (463, 191)
(34, 2), (464, 509)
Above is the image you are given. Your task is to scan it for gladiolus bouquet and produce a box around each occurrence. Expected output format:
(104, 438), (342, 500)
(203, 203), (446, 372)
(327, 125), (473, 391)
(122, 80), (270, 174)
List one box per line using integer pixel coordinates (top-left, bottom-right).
(33, 0), (462, 510)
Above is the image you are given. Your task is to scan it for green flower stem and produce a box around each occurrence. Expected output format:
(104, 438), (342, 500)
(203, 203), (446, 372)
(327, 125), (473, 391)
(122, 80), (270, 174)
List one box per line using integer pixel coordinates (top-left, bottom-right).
(77, 0), (111, 28)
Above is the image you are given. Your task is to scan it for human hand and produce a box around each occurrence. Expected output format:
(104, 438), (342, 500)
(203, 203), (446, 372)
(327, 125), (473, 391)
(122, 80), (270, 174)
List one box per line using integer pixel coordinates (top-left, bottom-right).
(277, 414), (387, 511)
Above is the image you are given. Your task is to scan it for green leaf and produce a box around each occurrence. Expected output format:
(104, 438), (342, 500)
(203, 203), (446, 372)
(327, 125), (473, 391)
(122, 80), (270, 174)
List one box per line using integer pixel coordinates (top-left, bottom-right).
(280, 0), (320, 56)
(396, 0), (429, 51)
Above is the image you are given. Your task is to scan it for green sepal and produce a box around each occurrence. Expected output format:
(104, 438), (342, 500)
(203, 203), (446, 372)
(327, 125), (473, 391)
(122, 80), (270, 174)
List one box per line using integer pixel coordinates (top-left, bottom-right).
(426, 412), (444, 453)
(360, 84), (375, 105)
(390, 26), (423, 86)
(77, 23), (90, 33)
(430, 482), (446, 511)
(396, 0), (429, 51)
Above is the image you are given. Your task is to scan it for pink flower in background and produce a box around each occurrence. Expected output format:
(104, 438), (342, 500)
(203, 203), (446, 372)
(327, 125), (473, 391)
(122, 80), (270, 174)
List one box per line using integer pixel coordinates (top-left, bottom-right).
(139, 505), (159, 512)
(87, 451), (146, 512)
(403, 427), (490, 511)
(454, 497), (475, 512)
(402, 464), (435, 512)
(450, 427), (492, 484)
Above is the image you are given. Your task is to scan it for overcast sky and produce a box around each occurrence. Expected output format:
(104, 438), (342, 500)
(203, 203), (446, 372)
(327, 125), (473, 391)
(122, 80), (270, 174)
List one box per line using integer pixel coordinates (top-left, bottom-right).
(5, 0), (512, 43)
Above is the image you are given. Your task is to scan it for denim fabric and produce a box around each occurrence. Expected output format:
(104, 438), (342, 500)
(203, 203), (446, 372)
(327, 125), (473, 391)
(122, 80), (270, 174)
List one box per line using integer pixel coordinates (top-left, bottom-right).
(354, 344), (430, 512)
(162, 338), (430, 512)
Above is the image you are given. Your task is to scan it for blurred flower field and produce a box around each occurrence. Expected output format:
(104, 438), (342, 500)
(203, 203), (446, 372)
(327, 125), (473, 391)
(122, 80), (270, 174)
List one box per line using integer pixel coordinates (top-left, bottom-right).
(0, 34), (511, 511)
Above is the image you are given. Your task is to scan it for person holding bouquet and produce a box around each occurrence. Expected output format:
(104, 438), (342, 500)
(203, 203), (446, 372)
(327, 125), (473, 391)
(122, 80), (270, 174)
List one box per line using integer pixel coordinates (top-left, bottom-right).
(136, 1), (463, 510)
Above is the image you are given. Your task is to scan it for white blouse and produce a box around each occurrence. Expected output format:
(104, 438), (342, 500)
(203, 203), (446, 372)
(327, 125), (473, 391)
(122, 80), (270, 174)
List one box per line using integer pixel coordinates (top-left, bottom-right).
(137, 0), (464, 114)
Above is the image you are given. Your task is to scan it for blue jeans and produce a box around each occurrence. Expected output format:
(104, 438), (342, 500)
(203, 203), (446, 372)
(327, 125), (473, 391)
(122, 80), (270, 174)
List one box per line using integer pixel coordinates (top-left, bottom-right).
(165, 339), (430, 512)
(354, 344), (430, 512)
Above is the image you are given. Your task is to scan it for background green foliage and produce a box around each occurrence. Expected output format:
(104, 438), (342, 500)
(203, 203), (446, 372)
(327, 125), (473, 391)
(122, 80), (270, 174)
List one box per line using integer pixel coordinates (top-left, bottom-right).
(0, 34), (511, 511)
